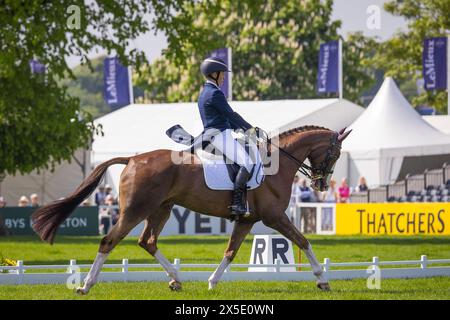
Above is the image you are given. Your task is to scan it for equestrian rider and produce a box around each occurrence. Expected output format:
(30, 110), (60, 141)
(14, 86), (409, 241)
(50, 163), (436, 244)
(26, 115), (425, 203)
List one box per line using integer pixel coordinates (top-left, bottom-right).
(198, 57), (256, 219)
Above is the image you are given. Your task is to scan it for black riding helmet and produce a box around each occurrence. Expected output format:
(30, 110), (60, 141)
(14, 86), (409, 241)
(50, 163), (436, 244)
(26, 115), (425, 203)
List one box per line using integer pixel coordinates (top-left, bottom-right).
(200, 57), (230, 84)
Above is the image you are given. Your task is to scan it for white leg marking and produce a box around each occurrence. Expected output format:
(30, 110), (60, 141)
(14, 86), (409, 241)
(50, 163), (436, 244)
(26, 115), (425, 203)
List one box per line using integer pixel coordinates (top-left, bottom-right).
(208, 257), (231, 290)
(78, 252), (109, 294)
(303, 244), (327, 282)
(154, 250), (180, 282)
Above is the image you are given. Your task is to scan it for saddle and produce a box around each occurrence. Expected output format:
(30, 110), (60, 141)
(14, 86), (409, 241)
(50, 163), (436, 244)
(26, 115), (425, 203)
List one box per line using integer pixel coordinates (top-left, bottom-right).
(166, 125), (265, 190)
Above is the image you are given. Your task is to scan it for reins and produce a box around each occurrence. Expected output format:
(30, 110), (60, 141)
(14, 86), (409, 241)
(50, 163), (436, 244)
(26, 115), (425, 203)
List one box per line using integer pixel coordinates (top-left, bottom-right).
(255, 127), (339, 181)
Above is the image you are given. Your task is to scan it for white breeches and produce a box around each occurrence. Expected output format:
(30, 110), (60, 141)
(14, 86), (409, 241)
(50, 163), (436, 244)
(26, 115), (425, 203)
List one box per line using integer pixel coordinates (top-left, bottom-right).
(210, 129), (255, 172)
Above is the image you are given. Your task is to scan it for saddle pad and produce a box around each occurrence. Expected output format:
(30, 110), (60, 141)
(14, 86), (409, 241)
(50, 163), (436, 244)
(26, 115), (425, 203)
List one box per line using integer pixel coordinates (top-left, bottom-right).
(195, 147), (265, 191)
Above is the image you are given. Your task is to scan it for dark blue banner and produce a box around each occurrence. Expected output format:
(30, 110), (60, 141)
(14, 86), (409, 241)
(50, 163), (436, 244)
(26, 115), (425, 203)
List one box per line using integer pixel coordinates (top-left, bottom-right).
(317, 40), (339, 94)
(423, 37), (447, 90)
(210, 48), (231, 99)
(103, 57), (131, 110)
(29, 59), (45, 74)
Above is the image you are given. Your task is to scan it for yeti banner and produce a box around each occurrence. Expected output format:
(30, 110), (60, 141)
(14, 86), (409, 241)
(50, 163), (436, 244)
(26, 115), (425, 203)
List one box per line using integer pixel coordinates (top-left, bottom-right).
(423, 37), (447, 90)
(103, 57), (131, 110)
(317, 40), (339, 94)
(210, 48), (232, 100)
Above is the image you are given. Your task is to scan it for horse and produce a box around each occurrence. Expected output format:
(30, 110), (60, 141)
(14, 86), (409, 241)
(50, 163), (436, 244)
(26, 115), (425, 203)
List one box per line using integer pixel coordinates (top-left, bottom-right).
(31, 125), (351, 294)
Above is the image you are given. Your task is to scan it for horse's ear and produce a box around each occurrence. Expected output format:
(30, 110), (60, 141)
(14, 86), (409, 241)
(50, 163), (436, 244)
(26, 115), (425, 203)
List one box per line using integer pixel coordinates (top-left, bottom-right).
(339, 127), (347, 135)
(338, 129), (352, 142)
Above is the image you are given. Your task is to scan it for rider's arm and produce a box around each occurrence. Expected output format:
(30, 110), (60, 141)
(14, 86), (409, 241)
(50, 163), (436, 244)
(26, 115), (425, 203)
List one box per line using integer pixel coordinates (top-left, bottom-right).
(212, 90), (253, 131)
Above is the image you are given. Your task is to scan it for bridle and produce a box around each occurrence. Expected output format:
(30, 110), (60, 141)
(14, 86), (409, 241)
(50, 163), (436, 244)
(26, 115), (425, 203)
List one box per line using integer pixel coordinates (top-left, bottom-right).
(256, 128), (341, 183)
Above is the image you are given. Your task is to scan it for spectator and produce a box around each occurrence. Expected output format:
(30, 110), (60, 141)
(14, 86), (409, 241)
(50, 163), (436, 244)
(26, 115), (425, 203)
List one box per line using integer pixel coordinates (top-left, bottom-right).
(105, 184), (113, 197)
(291, 175), (301, 203)
(18, 196), (29, 207)
(338, 178), (350, 203)
(99, 194), (119, 234)
(0, 196), (6, 208)
(105, 194), (119, 225)
(322, 178), (338, 203)
(299, 178), (314, 202)
(95, 185), (107, 206)
(355, 176), (368, 193)
(30, 193), (40, 207)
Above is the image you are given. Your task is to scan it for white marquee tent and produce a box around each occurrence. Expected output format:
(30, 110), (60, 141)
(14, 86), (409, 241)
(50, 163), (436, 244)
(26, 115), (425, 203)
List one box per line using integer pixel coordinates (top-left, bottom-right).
(334, 77), (450, 187)
(92, 98), (364, 192)
(0, 148), (90, 205)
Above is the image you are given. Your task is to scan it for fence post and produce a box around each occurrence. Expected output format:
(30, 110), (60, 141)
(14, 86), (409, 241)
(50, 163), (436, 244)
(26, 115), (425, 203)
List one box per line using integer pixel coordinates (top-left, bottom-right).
(420, 255), (428, 270)
(372, 256), (379, 271)
(16, 260), (24, 285)
(275, 259), (281, 273)
(122, 259), (128, 282)
(173, 258), (180, 272)
(424, 169), (428, 189)
(443, 163), (447, 185)
(67, 259), (77, 274)
(323, 258), (330, 273)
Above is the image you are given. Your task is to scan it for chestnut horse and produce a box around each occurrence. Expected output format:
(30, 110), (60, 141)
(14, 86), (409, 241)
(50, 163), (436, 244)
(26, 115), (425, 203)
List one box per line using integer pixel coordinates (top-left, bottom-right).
(32, 125), (351, 294)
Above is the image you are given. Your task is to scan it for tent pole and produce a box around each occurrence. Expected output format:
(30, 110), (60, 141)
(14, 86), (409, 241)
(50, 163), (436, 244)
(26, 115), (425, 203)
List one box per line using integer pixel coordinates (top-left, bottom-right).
(447, 35), (449, 115)
(339, 39), (343, 100)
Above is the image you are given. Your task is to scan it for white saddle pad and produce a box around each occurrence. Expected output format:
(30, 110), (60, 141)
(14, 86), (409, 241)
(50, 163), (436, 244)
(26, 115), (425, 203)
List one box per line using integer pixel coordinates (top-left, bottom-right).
(195, 147), (265, 191)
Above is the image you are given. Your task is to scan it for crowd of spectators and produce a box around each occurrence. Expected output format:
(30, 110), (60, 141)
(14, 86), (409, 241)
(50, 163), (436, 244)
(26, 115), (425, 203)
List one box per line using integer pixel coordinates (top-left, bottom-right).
(0, 193), (41, 208)
(0, 184), (120, 235)
(290, 175), (368, 204)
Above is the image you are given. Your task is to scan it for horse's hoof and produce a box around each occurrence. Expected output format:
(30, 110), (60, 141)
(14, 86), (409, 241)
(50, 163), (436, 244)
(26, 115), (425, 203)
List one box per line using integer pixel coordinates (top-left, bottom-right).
(76, 287), (88, 295)
(169, 280), (182, 291)
(317, 282), (331, 291)
(208, 281), (217, 290)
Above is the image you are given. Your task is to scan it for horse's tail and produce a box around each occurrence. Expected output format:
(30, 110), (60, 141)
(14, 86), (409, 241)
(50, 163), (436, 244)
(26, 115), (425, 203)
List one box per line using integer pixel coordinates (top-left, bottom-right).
(32, 157), (130, 244)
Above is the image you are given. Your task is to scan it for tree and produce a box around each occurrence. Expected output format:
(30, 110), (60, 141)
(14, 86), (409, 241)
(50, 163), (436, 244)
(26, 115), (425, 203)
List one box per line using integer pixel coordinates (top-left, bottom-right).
(0, 0), (192, 175)
(135, 0), (375, 104)
(59, 56), (111, 119)
(367, 0), (450, 113)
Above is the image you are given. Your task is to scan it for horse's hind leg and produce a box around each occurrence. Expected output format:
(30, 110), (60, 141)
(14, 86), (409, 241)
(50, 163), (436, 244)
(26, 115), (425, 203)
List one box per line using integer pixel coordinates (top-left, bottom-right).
(263, 213), (330, 291)
(138, 205), (181, 291)
(208, 221), (254, 290)
(76, 213), (143, 295)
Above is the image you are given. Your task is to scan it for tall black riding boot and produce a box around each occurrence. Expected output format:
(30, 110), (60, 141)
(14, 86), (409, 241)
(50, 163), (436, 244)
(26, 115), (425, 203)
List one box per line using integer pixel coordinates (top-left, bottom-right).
(229, 167), (251, 219)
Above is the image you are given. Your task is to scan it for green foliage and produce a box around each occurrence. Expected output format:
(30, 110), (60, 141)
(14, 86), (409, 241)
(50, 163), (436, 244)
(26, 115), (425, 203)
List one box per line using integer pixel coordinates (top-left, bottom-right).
(367, 0), (450, 113)
(59, 56), (111, 119)
(135, 0), (375, 104)
(0, 0), (186, 175)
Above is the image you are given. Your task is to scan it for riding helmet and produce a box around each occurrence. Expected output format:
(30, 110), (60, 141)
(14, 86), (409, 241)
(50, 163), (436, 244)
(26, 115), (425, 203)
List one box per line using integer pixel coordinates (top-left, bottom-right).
(200, 57), (230, 76)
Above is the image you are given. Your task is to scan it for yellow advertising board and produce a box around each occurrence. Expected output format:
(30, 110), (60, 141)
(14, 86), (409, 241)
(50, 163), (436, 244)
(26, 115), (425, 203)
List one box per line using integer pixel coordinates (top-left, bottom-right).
(336, 203), (450, 235)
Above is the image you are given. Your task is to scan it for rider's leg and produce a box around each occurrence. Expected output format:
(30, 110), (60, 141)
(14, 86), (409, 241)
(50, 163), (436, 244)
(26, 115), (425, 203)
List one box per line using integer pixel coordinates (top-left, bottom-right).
(210, 129), (254, 217)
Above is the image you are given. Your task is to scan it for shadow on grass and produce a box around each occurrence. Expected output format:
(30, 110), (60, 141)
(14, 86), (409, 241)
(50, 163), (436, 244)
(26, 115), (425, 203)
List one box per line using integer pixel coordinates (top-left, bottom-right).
(2, 235), (450, 247)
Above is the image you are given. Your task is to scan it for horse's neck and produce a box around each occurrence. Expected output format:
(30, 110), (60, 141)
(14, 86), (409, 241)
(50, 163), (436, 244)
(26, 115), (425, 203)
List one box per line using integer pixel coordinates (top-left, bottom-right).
(278, 130), (328, 179)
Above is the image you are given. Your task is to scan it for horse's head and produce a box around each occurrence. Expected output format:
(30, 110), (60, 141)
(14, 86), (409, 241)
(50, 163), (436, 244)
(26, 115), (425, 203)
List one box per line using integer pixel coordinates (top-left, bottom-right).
(307, 127), (352, 192)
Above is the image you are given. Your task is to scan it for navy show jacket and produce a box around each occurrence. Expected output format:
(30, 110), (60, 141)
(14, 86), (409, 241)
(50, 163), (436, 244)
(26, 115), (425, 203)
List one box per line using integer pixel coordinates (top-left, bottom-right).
(197, 82), (252, 132)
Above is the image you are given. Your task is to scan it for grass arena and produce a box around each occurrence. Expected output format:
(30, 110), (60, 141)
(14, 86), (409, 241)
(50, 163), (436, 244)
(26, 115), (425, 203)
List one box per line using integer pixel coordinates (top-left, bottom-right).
(1, 235), (449, 300)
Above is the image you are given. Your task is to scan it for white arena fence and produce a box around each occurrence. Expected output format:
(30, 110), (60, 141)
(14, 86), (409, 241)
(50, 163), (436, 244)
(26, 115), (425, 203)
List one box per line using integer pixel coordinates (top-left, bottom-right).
(1, 255), (450, 285)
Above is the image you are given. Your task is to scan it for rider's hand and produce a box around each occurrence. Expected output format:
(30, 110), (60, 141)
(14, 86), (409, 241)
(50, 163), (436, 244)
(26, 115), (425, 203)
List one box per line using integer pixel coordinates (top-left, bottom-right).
(248, 127), (257, 135)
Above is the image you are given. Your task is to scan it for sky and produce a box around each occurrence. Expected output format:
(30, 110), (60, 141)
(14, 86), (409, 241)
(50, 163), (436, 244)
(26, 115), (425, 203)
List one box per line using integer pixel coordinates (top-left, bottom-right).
(66, 0), (408, 68)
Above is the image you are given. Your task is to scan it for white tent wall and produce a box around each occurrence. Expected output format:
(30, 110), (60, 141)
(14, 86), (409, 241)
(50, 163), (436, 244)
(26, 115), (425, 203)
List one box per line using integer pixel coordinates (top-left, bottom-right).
(0, 148), (91, 206)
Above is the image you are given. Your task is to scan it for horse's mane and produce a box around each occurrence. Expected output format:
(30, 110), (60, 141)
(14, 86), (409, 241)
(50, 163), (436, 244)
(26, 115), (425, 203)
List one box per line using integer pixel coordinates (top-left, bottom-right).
(278, 125), (332, 147)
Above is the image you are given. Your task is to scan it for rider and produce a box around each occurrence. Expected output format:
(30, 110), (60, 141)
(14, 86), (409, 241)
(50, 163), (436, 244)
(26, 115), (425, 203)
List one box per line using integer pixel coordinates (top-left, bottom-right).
(198, 57), (256, 219)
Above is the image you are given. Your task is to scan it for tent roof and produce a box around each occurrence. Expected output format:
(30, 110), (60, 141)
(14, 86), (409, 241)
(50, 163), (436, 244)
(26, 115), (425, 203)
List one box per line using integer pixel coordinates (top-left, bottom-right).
(92, 98), (363, 164)
(342, 77), (450, 158)
(423, 115), (450, 135)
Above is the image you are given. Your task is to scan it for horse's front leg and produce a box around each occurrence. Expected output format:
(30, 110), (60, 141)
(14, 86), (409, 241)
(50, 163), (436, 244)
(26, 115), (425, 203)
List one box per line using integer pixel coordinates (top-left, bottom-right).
(263, 213), (330, 291)
(208, 221), (254, 290)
